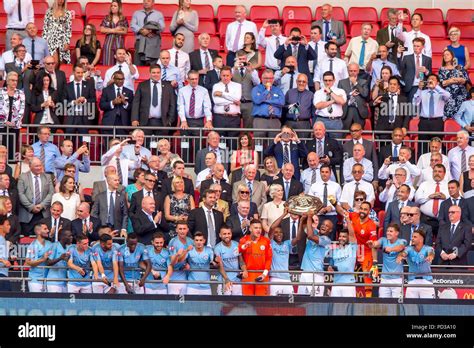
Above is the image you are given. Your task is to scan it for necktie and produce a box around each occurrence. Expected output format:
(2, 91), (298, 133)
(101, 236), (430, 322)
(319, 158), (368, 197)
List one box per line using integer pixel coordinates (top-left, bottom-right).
(399, 201), (404, 210)
(291, 221), (297, 253)
(82, 219), (87, 232)
(152, 81), (158, 107)
(311, 168), (317, 184)
(453, 199), (457, 206)
(393, 145), (398, 158)
(416, 55), (420, 70)
(317, 140), (323, 157)
(389, 94), (396, 123)
(283, 143), (290, 164)
(247, 181), (252, 197)
(324, 21), (330, 41)
(355, 181), (360, 192)
(204, 51), (210, 70)
(175, 50), (179, 67)
(1, 190), (7, 196)
(147, 191), (151, 196)
(326, 92), (333, 114)
(359, 40), (367, 68)
(289, 72), (294, 90)
(118, 65), (122, 72)
(428, 91), (435, 117)
(275, 37), (281, 65)
(390, 27), (395, 41)
(31, 39), (35, 60)
(232, 23), (242, 52)
(189, 87), (195, 118)
(323, 183), (328, 206)
(40, 144), (46, 166)
(108, 192), (115, 226)
(207, 210), (216, 247)
(116, 157), (123, 184)
(414, 31), (418, 38)
(75, 83), (81, 100)
(162, 67), (167, 80)
(148, 214), (154, 224)
(292, 44), (298, 59)
(18, 62), (23, 71)
(450, 224), (456, 241)
(329, 58), (333, 73)
(225, 84), (229, 93)
(240, 67), (244, 77)
(241, 217), (248, 235)
(461, 149), (467, 173)
(116, 87), (121, 98)
(432, 182), (440, 216)
(285, 181), (290, 199)
(266, 88), (274, 115)
(18, 0), (22, 22)
(34, 175), (41, 204)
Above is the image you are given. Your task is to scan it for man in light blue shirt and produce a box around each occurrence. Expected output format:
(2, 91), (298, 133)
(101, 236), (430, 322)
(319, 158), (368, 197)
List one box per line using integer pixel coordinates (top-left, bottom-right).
(168, 222), (194, 295)
(367, 45), (400, 88)
(158, 50), (182, 89)
(120, 128), (151, 177)
(46, 229), (73, 293)
(454, 88), (474, 133)
(186, 232), (214, 295)
(91, 234), (119, 294)
(32, 126), (60, 174)
(25, 223), (53, 292)
(274, 56), (303, 95)
(118, 233), (150, 294)
(342, 143), (374, 183)
(67, 234), (98, 293)
(54, 139), (90, 182)
(145, 232), (173, 294)
(23, 23), (49, 63)
(214, 226), (243, 295)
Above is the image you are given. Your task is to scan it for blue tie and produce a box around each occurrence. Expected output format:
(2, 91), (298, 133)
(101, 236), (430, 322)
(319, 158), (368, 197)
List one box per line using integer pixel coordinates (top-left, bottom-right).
(428, 91), (435, 117)
(247, 181), (253, 198)
(324, 21), (330, 41)
(393, 144), (398, 158)
(359, 40), (367, 68)
(285, 181), (290, 200)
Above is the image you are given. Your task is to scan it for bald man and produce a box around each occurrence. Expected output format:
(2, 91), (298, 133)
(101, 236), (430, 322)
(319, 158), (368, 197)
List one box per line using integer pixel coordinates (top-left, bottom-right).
(71, 202), (102, 242)
(225, 5), (258, 66)
(131, 196), (169, 244)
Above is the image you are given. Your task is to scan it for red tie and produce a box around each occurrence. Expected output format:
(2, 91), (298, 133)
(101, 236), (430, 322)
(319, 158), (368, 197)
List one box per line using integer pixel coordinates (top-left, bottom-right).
(432, 182), (440, 216)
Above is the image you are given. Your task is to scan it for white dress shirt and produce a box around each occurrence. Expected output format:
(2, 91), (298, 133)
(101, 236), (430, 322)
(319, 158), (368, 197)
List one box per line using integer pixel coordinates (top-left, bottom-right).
(178, 84), (212, 121)
(168, 47), (191, 83)
(196, 167), (229, 188)
(417, 166), (451, 186)
(257, 30), (286, 70)
(340, 180), (375, 207)
(313, 57), (348, 85)
(378, 161), (421, 185)
(394, 24), (432, 57)
(4, 0), (34, 29)
(200, 49), (214, 70)
(225, 20), (258, 52)
(415, 181), (449, 218)
(212, 81), (242, 114)
(0, 50), (32, 72)
(308, 180), (341, 215)
(313, 86), (346, 117)
(343, 157), (374, 182)
(309, 40), (328, 73)
(104, 63), (139, 91)
(344, 36), (379, 70)
(448, 145), (474, 182)
(378, 184), (415, 209)
(101, 144), (141, 186)
(417, 152), (450, 171)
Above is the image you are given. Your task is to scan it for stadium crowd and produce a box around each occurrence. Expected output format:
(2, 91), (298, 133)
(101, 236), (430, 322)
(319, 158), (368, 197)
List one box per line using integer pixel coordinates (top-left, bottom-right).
(0, 0), (472, 298)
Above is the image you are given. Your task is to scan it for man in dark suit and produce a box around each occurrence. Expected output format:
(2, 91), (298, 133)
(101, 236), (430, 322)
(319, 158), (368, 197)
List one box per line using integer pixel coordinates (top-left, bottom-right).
(274, 27), (317, 88)
(187, 189), (224, 247)
(399, 37), (432, 102)
(41, 201), (72, 242)
(129, 171), (163, 217)
(200, 163), (231, 205)
(342, 123), (379, 177)
(338, 64), (369, 129)
(399, 206), (433, 247)
(64, 64), (96, 135)
(203, 55), (223, 101)
(99, 70), (134, 135)
(131, 196), (169, 245)
(35, 55), (68, 104)
(378, 128), (410, 169)
(373, 76), (412, 139)
(194, 131), (224, 175)
(91, 174), (128, 237)
(436, 205), (472, 265)
(161, 160), (194, 198)
(226, 200), (251, 241)
(131, 64), (176, 136)
(438, 180), (470, 225)
(189, 33), (218, 86)
(0, 173), (19, 214)
(71, 202), (101, 242)
(5, 44), (34, 92)
(312, 3), (346, 58)
(273, 163), (304, 201)
(383, 184), (416, 231)
(304, 121), (343, 178)
(92, 165), (125, 202)
(376, 8), (406, 63)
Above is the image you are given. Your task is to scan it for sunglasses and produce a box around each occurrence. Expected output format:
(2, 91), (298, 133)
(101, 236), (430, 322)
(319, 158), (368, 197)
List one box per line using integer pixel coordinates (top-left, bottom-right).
(239, 191), (250, 194)
(145, 179), (157, 183)
(354, 198), (364, 201)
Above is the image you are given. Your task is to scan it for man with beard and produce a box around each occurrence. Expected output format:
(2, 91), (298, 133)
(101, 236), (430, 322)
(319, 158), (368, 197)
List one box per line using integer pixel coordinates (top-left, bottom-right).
(45, 229), (73, 293)
(91, 234), (120, 294)
(144, 232), (173, 294)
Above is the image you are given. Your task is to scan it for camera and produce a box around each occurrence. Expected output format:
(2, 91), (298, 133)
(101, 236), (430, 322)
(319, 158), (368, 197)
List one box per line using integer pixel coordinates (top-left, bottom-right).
(376, 54), (381, 59)
(128, 140), (137, 145)
(285, 65), (295, 73)
(29, 60), (40, 69)
(291, 36), (301, 41)
(281, 133), (291, 140)
(240, 61), (248, 67)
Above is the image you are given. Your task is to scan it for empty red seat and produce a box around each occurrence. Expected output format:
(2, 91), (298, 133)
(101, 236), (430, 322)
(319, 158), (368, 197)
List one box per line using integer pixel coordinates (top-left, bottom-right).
(85, 2), (111, 19)
(282, 6), (312, 23)
(347, 7), (378, 23)
(284, 22), (311, 37)
(463, 39), (474, 54)
(217, 5), (236, 24)
(68, 2), (83, 18)
(349, 23), (380, 38)
(0, 17), (7, 33)
(196, 21), (216, 35)
(446, 9), (474, 27)
(456, 24), (474, 40)
(34, 2), (49, 16)
(69, 33), (82, 49)
(431, 38), (450, 54)
(217, 20), (233, 48)
(161, 35), (174, 50)
(250, 6), (280, 22)
(124, 35), (136, 52)
(137, 66), (151, 81)
(71, 18), (84, 34)
(380, 8), (410, 23)
(422, 24), (447, 39)
(314, 6), (346, 22)
(122, 3), (142, 20)
(155, 4), (178, 20)
(192, 4), (215, 21)
(414, 8), (444, 24)
(60, 64), (73, 79)
(444, 119), (462, 151)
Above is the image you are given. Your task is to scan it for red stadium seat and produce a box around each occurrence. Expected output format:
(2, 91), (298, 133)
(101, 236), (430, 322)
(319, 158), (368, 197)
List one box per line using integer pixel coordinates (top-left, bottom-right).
(282, 6), (312, 23)
(217, 5), (236, 24)
(0, 17), (7, 33)
(464, 40), (474, 54)
(155, 4), (178, 20)
(284, 22), (311, 37)
(137, 66), (151, 82)
(161, 35), (174, 50)
(349, 23), (380, 38)
(68, 2), (83, 19)
(85, 2), (111, 19)
(380, 8), (410, 24)
(87, 18), (105, 32)
(69, 33), (82, 49)
(347, 7), (378, 24)
(193, 4), (215, 21)
(314, 6), (346, 22)
(196, 21), (216, 35)
(122, 3), (142, 20)
(431, 38), (450, 54)
(444, 119), (462, 151)
(422, 24), (447, 39)
(250, 6), (280, 22)
(217, 20), (233, 49)
(446, 9), (474, 27)
(414, 8), (444, 24)
(71, 18), (84, 34)
(194, 35), (221, 51)
(59, 64), (73, 79)
(456, 24), (474, 40)
(34, 2), (49, 16)
(124, 35), (136, 53)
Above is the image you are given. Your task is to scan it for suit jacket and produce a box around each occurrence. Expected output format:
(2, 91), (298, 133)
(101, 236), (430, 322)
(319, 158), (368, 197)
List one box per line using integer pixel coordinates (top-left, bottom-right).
(226, 214), (250, 241)
(464, 197), (474, 225)
(264, 141), (308, 180)
(399, 222), (433, 247)
(5, 62), (34, 91)
(64, 79), (96, 123)
(6, 214), (21, 243)
(35, 68), (68, 103)
(187, 206), (224, 243)
(129, 189), (163, 217)
(204, 69), (220, 99)
(229, 167), (261, 187)
(200, 178), (232, 204)
(29, 88), (60, 124)
(91, 190), (128, 231)
(17, 172), (54, 223)
(91, 180), (124, 202)
(161, 176), (194, 198)
(71, 216), (101, 242)
(274, 44), (317, 86)
(40, 215), (72, 241)
(131, 209), (169, 245)
(438, 198), (470, 225)
(338, 77), (369, 119)
(376, 26), (406, 63)
(377, 143), (414, 169)
(374, 93), (412, 133)
(436, 221), (472, 265)
(189, 48), (218, 86)
(399, 54), (432, 92)
(99, 84), (134, 126)
(342, 139), (379, 179)
(273, 177), (304, 201)
(232, 179), (267, 213)
(305, 136), (343, 176)
(383, 200), (416, 231)
(131, 79), (176, 127)
(194, 147), (227, 174)
(311, 19), (347, 56)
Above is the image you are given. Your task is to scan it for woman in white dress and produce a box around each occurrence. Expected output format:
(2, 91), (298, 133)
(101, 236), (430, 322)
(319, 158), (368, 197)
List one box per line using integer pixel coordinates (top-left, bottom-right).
(261, 184), (285, 234)
(51, 175), (81, 221)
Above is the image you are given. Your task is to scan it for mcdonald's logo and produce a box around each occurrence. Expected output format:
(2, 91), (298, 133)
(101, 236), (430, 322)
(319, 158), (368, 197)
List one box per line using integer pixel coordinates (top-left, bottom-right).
(463, 292), (474, 300)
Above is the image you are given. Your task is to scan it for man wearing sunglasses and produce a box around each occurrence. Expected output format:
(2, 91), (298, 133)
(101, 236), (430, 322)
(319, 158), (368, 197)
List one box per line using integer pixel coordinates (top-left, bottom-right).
(400, 206), (433, 247)
(36, 55), (67, 104)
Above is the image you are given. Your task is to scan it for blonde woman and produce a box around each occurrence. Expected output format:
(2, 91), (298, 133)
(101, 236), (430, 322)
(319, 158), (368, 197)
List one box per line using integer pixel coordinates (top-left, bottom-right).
(230, 183), (259, 219)
(169, 0), (198, 53)
(261, 184), (285, 233)
(13, 144), (34, 179)
(164, 176), (195, 236)
(447, 27), (471, 70)
(43, 0), (72, 64)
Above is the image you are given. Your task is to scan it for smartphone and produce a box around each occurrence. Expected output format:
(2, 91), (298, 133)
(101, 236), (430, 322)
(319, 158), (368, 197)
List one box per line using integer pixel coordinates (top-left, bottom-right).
(291, 36), (301, 41)
(268, 19), (279, 25)
(29, 60), (40, 68)
(376, 54), (381, 59)
(392, 156), (399, 162)
(128, 140), (137, 145)
(403, 47), (408, 51)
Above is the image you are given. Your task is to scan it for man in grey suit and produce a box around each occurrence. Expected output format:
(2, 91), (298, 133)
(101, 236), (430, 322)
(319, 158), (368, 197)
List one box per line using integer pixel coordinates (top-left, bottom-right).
(376, 8), (406, 63)
(342, 123), (379, 179)
(5, 44), (34, 91)
(399, 206), (433, 247)
(91, 174), (128, 237)
(312, 3), (346, 58)
(91, 165), (125, 202)
(18, 158), (54, 235)
(232, 164), (267, 214)
(383, 184), (415, 232)
(338, 64), (369, 129)
(195, 131), (225, 174)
